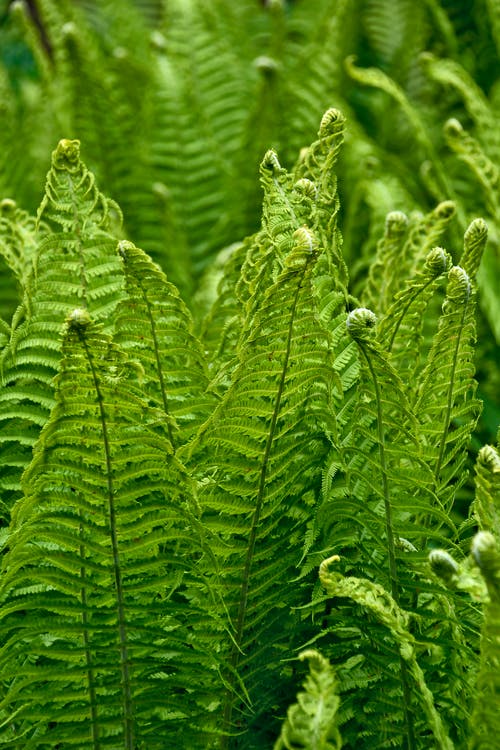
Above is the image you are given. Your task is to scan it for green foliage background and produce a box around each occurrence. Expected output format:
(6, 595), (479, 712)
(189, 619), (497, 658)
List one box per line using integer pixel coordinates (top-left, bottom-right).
(0, 1), (498, 748)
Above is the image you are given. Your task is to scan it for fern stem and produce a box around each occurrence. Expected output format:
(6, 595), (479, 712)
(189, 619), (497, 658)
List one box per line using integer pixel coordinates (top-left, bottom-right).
(80, 330), (135, 749)
(221, 263), (308, 746)
(360, 344), (417, 750)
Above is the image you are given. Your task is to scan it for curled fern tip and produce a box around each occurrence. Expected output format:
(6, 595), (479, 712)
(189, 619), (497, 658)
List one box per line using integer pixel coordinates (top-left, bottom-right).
(261, 149), (281, 174)
(444, 118), (463, 138)
(446, 266), (471, 305)
(385, 211), (408, 236)
(54, 139), (81, 168)
(319, 108), (346, 138)
(478, 445), (500, 472)
(425, 247), (451, 276)
(346, 308), (377, 340)
(472, 531), (498, 570)
(254, 56), (279, 75)
(429, 549), (459, 583)
(67, 307), (92, 331)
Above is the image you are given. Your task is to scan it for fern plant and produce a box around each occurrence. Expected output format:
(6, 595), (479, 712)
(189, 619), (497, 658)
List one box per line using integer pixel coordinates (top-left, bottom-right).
(0, 106), (496, 748)
(0, 2), (499, 747)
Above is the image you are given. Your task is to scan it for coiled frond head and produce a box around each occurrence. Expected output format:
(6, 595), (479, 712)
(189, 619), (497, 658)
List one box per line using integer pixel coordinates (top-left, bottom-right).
(118, 239), (135, 260)
(385, 210), (408, 238)
(424, 247), (451, 277)
(53, 139), (81, 172)
(0, 198), (16, 216)
(283, 227), (318, 272)
(346, 307), (377, 341)
(260, 149), (282, 177)
(472, 532), (500, 597)
(254, 55), (279, 77)
(434, 200), (455, 221)
(444, 266), (471, 308)
(66, 307), (91, 332)
(444, 118), (464, 139)
(429, 549), (459, 584)
(293, 178), (317, 200)
(461, 218), (488, 281)
(319, 108), (346, 140)
(478, 444), (500, 474)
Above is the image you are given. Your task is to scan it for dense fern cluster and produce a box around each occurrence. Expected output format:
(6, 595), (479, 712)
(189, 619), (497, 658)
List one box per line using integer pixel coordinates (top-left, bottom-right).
(0, 1), (499, 749)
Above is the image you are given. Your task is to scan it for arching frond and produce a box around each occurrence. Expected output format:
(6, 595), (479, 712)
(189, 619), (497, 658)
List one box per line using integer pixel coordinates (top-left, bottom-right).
(377, 245), (451, 391)
(0, 140), (124, 520)
(189, 224), (340, 746)
(415, 265), (482, 514)
(319, 555), (454, 750)
(114, 239), (214, 448)
(0, 312), (216, 748)
(444, 119), (499, 218)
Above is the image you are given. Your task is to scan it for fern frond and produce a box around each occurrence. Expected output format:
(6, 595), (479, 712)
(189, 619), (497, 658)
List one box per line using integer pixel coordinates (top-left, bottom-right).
(279, 0), (350, 167)
(344, 55), (452, 200)
(444, 119), (499, 218)
(274, 649), (342, 750)
(114, 239), (214, 448)
(361, 210), (409, 316)
(37, 138), (122, 233)
(415, 265), (481, 514)
(319, 555), (453, 750)
(0, 199), (40, 294)
(310, 305), (469, 747)
(0, 140), (124, 519)
(430, 521), (500, 750)
(377, 245), (451, 390)
(293, 108), (348, 288)
(362, 201), (455, 323)
(0, 311), (216, 747)
(197, 239), (249, 377)
(468, 531), (500, 749)
(346, 307), (448, 556)
(421, 53), (499, 156)
(458, 216), (488, 284)
(473, 444), (500, 538)
(362, 0), (427, 78)
(189, 222), (339, 746)
(150, 0), (255, 283)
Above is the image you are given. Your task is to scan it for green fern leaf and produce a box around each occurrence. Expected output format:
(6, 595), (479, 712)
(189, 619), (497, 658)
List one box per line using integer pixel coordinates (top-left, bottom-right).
(114, 239), (214, 448)
(415, 265), (482, 513)
(319, 555), (453, 750)
(460, 218), (488, 283)
(344, 55), (453, 201)
(274, 649), (342, 750)
(469, 530), (500, 750)
(474, 444), (500, 539)
(444, 119), (499, 218)
(0, 199), (40, 297)
(361, 210), (409, 316)
(190, 225), (338, 746)
(377, 245), (451, 390)
(0, 311), (215, 748)
(345, 307), (448, 559)
(0, 140), (124, 519)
